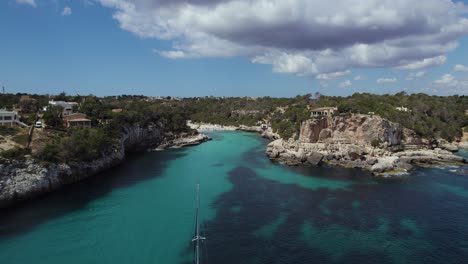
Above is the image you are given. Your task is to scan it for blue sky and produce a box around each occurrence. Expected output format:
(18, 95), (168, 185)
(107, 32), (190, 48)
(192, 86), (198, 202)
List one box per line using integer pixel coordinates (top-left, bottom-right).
(1, 0), (468, 97)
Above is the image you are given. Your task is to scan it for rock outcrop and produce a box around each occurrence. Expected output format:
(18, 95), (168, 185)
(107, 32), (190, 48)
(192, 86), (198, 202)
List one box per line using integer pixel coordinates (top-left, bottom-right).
(266, 115), (466, 176)
(0, 125), (209, 208)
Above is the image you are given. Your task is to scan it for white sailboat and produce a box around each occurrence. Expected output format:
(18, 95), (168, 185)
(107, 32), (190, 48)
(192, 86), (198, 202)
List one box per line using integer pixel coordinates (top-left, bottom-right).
(192, 184), (206, 264)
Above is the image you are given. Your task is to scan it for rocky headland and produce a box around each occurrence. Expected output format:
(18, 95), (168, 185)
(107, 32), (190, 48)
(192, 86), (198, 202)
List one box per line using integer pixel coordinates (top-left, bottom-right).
(0, 126), (209, 208)
(265, 114), (466, 176)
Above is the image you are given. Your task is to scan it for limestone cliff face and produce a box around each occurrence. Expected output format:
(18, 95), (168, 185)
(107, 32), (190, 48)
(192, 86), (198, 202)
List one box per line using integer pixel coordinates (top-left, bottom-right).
(0, 125), (208, 208)
(298, 114), (420, 146)
(266, 114), (465, 176)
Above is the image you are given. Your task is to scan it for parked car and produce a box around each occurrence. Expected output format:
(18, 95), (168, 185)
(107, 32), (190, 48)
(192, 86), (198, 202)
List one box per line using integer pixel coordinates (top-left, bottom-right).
(35, 121), (42, 128)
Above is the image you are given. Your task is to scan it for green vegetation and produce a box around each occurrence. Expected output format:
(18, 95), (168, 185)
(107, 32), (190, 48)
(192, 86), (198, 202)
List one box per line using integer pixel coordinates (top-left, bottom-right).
(12, 134), (29, 146)
(371, 138), (382, 148)
(0, 147), (31, 160)
(43, 105), (64, 128)
(315, 92), (468, 141)
(36, 127), (118, 163)
(1, 92), (467, 162)
(0, 126), (19, 136)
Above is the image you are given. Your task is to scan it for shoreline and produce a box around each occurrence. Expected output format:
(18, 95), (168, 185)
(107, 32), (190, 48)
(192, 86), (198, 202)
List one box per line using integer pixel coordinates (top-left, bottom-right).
(189, 121), (467, 177)
(0, 130), (210, 209)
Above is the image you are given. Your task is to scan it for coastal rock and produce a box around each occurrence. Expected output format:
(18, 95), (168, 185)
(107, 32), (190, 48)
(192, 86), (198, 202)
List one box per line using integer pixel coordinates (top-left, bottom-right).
(268, 114), (466, 177)
(371, 157), (398, 173)
(459, 142), (468, 149)
(299, 114), (415, 146)
(437, 139), (459, 152)
(307, 152), (324, 166)
(0, 125), (210, 209)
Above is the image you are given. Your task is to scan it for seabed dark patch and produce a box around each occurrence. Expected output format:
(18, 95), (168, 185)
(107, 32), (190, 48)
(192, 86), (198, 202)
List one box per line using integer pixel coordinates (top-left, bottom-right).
(188, 165), (468, 264)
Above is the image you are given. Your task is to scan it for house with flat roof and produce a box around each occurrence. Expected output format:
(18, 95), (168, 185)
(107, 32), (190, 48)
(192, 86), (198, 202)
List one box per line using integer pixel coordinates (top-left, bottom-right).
(311, 107), (338, 117)
(63, 113), (91, 128)
(0, 109), (19, 126)
(47, 101), (79, 116)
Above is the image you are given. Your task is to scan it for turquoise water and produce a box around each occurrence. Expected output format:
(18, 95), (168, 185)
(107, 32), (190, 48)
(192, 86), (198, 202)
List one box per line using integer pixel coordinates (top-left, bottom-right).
(0, 132), (467, 264)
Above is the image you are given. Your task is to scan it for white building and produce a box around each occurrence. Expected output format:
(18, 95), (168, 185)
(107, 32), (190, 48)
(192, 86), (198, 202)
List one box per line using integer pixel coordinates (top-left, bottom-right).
(311, 107), (338, 117)
(0, 109), (19, 126)
(395, 106), (409, 112)
(46, 101), (79, 115)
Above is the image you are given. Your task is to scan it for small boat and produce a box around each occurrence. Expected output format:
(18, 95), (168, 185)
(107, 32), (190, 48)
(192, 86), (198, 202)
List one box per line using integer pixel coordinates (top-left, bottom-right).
(192, 184), (206, 264)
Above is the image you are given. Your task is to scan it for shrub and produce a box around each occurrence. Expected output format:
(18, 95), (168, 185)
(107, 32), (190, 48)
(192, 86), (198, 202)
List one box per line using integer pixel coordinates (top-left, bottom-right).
(12, 134), (29, 146)
(0, 147), (31, 160)
(371, 138), (382, 148)
(35, 143), (62, 163)
(0, 126), (19, 136)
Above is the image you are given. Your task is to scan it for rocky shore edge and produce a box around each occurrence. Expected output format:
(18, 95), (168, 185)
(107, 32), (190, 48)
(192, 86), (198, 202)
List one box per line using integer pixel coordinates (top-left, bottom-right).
(264, 114), (467, 177)
(0, 127), (210, 209)
(189, 117), (467, 177)
(265, 139), (466, 177)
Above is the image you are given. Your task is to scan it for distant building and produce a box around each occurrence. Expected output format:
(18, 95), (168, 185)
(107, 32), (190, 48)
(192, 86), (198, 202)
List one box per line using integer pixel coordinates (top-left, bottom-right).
(395, 106), (409, 112)
(111, 109), (123, 113)
(63, 113), (91, 128)
(0, 109), (19, 126)
(46, 101), (79, 116)
(311, 107), (338, 117)
(465, 110), (468, 116)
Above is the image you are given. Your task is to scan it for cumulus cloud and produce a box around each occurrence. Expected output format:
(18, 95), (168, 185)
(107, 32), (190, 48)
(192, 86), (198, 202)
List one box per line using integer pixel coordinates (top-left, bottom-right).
(15, 0), (36, 7)
(435, 74), (457, 85)
(433, 74), (468, 94)
(377, 78), (398, 84)
(396, 56), (447, 70)
(316, 70), (350, 80)
(454, 64), (468, 72)
(354, 75), (367, 81)
(61, 6), (72, 16)
(406, 71), (426, 80)
(96, 0), (468, 76)
(338, 80), (352, 88)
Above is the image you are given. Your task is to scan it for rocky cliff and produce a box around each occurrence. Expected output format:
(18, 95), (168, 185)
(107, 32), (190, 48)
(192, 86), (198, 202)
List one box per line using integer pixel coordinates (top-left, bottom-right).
(266, 115), (466, 176)
(0, 125), (209, 208)
(298, 114), (422, 146)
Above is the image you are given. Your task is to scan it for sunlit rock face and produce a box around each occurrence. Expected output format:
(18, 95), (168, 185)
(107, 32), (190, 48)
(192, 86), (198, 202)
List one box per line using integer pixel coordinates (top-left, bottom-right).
(298, 114), (419, 146)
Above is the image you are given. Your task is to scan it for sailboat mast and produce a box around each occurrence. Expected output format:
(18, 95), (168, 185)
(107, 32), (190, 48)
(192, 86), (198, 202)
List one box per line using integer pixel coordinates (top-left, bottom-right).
(192, 184), (205, 264)
(195, 184), (200, 264)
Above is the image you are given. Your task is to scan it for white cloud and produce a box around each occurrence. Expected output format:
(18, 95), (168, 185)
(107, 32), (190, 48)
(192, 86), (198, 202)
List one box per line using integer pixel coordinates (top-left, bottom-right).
(433, 74), (468, 94)
(253, 51), (318, 77)
(96, 0), (468, 78)
(434, 74), (456, 86)
(61, 6), (72, 16)
(406, 71), (426, 80)
(338, 80), (352, 88)
(15, 0), (36, 7)
(316, 70), (350, 80)
(454, 64), (468, 72)
(377, 78), (398, 84)
(354, 75), (367, 81)
(396, 56), (447, 70)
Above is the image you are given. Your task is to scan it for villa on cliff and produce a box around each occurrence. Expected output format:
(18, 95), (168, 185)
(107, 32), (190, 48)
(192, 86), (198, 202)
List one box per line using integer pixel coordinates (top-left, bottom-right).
(311, 107), (338, 117)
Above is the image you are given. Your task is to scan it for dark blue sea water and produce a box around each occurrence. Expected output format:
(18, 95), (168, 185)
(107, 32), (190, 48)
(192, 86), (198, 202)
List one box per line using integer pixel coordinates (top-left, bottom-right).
(0, 132), (467, 264)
